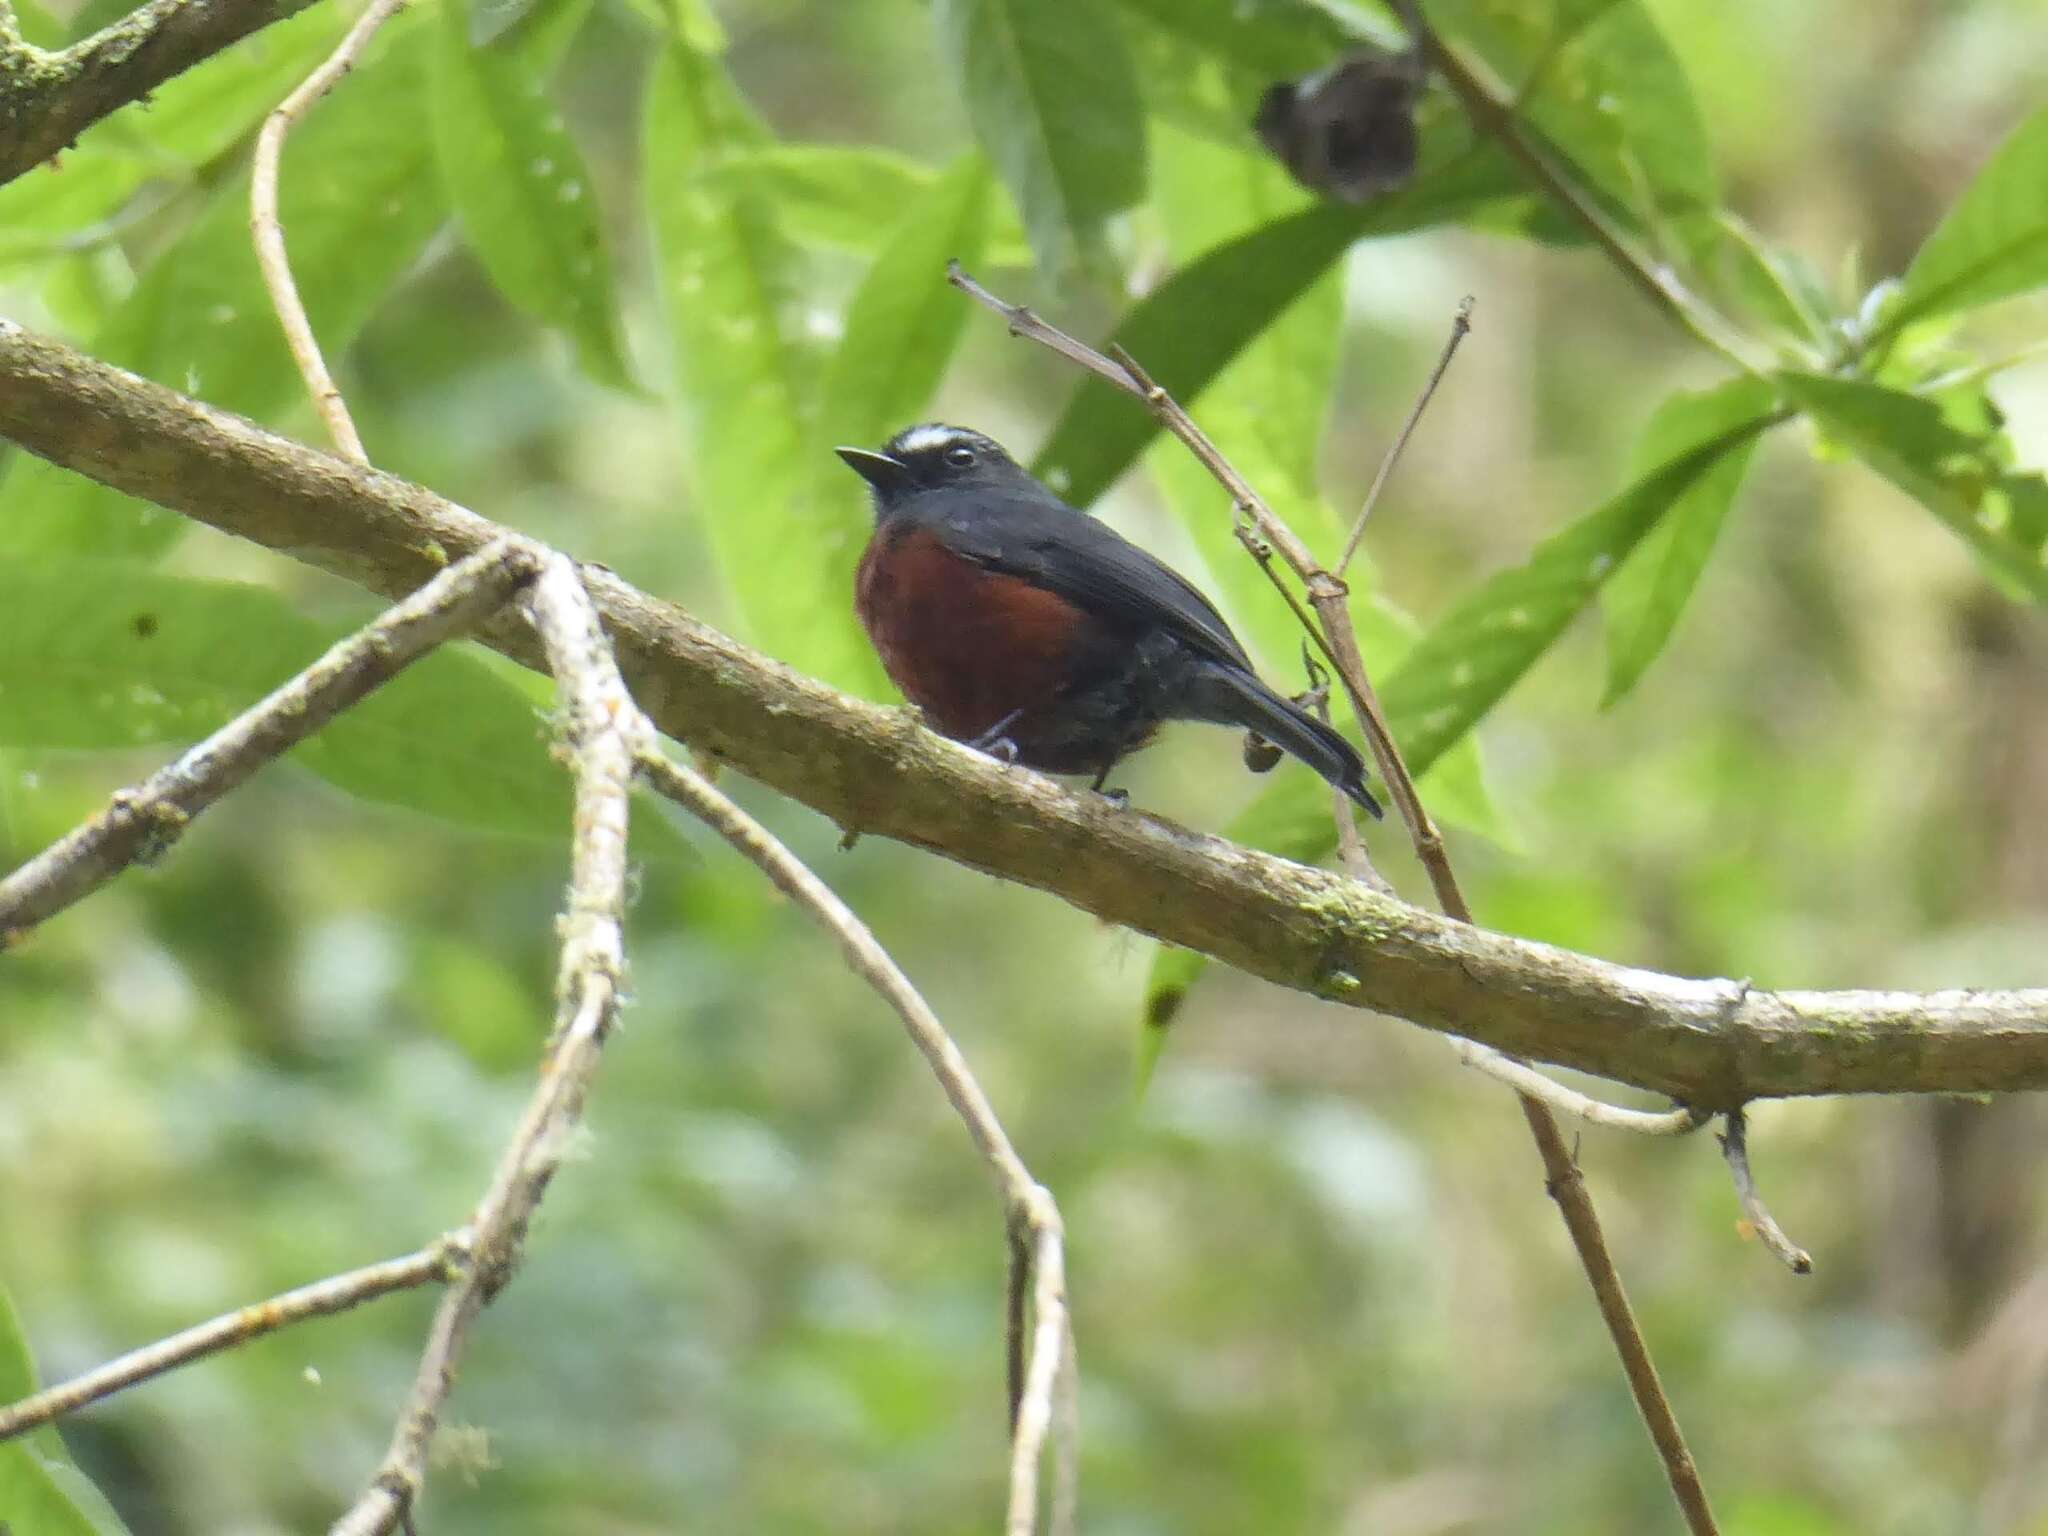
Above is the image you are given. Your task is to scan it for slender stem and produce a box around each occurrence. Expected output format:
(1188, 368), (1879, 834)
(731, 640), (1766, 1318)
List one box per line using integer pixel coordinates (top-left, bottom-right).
(1337, 296), (1474, 577)
(1520, 1098), (1719, 1532)
(248, 0), (408, 462)
(0, 1243), (460, 1443)
(638, 749), (1076, 1534)
(1719, 1109), (1813, 1274)
(1453, 1042), (1710, 1136)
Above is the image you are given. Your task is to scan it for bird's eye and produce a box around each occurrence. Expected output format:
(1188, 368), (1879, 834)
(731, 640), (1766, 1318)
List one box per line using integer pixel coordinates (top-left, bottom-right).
(945, 445), (977, 468)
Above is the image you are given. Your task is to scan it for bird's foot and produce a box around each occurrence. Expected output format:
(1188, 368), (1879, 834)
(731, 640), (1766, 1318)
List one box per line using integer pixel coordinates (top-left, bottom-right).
(981, 736), (1020, 767)
(1087, 766), (1130, 807)
(968, 708), (1026, 753)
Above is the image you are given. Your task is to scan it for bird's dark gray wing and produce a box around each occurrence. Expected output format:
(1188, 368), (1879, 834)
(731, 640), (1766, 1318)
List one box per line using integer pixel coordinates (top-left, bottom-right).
(926, 490), (1255, 670)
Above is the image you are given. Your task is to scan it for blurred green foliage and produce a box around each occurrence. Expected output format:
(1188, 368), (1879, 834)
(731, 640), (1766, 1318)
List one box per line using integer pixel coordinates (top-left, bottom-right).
(3, 0), (2048, 1531)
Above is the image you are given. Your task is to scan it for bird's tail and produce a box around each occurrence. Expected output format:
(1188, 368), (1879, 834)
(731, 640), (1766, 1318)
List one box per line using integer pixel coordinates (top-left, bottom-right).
(1186, 662), (1384, 819)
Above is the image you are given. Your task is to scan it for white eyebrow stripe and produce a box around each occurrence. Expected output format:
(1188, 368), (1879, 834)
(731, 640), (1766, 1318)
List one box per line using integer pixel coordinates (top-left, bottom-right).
(892, 423), (970, 454)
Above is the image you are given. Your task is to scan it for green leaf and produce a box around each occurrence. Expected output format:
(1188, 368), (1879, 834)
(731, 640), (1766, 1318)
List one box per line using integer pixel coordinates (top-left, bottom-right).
(0, 1283), (65, 1464)
(0, 11), (446, 561)
(1893, 104), (2048, 333)
(817, 155), (990, 453)
(38, 245), (134, 336)
(1781, 372), (2048, 603)
(1034, 144), (1521, 506)
(1702, 213), (1834, 350)
(109, 3), (355, 167)
(0, 565), (578, 838)
(1111, 0), (1361, 81)
(933, 0), (1147, 276)
(1600, 376), (1772, 704)
(0, 144), (150, 262)
(0, 5), (352, 266)
(705, 145), (1033, 265)
(432, 0), (633, 390)
(492, 0), (600, 76)
(10, 0), (66, 47)
(798, 157), (990, 683)
(1430, 0), (1716, 246)
(0, 1284), (123, 1536)
(645, 39), (885, 693)
(36, 1466), (135, 1536)
(1149, 119), (1327, 494)
(0, 1448), (106, 1536)
(1378, 404), (1781, 774)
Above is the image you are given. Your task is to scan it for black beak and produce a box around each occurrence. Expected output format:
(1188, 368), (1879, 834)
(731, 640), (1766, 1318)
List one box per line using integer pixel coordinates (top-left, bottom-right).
(836, 447), (909, 492)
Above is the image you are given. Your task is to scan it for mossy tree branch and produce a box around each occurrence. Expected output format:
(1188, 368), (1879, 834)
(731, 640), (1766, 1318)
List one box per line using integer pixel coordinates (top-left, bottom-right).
(1, 316), (2044, 1105)
(0, 0), (316, 185)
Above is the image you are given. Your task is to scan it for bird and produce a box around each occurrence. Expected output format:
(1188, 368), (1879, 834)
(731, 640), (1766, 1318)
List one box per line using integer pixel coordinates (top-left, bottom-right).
(836, 423), (1383, 818)
(1253, 47), (1425, 203)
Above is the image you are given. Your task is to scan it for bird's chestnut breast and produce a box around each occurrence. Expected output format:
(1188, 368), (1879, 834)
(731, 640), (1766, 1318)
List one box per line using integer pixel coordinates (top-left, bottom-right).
(855, 522), (1106, 743)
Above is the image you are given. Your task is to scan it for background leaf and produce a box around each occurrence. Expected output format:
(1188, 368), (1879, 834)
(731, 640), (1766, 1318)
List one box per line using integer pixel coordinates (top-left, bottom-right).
(816, 156), (990, 454)
(645, 34), (886, 693)
(1111, 0), (1362, 81)
(432, 0), (633, 390)
(802, 155), (991, 681)
(0, 11), (446, 561)
(0, 1), (354, 270)
(0, 1285), (122, 1536)
(1033, 144), (1520, 506)
(0, 566), (579, 838)
(0, 1284), (66, 1465)
(1601, 377), (1773, 704)
(1379, 404), (1780, 773)
(933, 0), (1147, 276)
(1892, 104), (2048, 333)
(1783, 372), (2048, 602)
(705, 145), (1033, 265)
(1428, 0), (1717, 249)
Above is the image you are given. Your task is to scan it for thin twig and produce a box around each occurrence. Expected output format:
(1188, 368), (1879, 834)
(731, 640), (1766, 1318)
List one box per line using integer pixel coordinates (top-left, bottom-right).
(1304, 657), (1394, 893)
(951, 265), (1722, 1535)
(0, 540), (537, 940)
(0, 1241), (462, 1443)
(638, 748), (1076, 1536)
(1012, 1188), (1071, 1536)
(1718, 1109), (1813, 1275)
(949, 263), (1323, 578)
(1453, 1042), (1708, 1136)
(331, 556), (642, 1536)
(1336, 296), (1473, 578)
(248, 0), (408, 462)
(1051, 1327), (1080, 1536)
(1006, 1221), (1030, 1432)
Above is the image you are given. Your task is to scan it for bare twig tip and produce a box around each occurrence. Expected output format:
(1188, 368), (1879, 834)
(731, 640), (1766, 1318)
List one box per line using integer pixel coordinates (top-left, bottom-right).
(1719, 1109), (1813, 1275)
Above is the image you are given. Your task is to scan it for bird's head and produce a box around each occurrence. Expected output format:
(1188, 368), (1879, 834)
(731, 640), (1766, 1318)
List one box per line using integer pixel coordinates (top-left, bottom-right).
(835, 424), (1032, 514)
